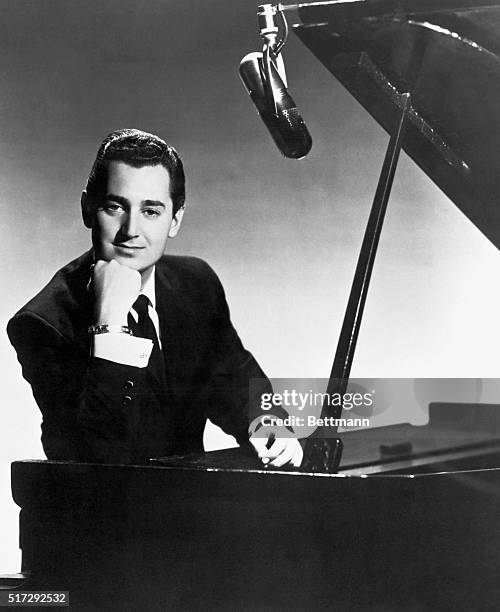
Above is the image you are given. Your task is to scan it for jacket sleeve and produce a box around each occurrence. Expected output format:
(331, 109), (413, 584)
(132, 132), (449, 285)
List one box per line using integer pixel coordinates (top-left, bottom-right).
(7, 311), (150, 464)
(198, 263), (273, 445)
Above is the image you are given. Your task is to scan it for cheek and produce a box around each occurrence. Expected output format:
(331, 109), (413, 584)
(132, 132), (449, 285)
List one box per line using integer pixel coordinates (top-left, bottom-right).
(94, 216), (117, 241)
(148, 223), (171, 251)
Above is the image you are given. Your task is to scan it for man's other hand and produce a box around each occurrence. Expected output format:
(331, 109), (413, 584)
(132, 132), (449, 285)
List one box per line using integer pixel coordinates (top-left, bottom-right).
(92, 259), (141, 326)
(250, 435), (303, 468)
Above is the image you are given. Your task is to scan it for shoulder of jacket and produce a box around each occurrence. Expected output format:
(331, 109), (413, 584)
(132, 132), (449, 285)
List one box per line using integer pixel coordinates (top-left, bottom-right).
(156, 254), (221, 285)
(8, 250), (93, 333)
(157, 254), (213, 273)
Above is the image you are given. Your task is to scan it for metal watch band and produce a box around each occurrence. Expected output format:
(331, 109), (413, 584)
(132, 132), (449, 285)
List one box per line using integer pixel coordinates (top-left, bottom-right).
(88, 324), (134, 336)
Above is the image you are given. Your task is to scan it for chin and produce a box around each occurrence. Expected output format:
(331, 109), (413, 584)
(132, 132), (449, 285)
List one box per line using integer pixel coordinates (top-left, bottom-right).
(126, 261), (150, 273)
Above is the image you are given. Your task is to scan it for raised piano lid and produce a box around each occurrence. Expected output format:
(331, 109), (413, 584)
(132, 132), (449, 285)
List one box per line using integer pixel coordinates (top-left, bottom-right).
(293, 0), (500, 248)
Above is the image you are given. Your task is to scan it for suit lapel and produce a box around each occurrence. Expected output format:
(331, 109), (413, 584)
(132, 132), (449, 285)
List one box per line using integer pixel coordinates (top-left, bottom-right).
(155, 262), (181, 394)
(155, 259), (201, 402)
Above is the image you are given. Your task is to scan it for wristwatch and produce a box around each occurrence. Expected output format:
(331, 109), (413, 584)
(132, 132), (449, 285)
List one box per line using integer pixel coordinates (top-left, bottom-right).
(88, 324), (134, 336)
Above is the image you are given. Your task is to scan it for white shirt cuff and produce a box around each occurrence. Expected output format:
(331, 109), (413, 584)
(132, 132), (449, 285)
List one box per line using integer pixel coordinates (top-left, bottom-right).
(92, 333), (153, 368)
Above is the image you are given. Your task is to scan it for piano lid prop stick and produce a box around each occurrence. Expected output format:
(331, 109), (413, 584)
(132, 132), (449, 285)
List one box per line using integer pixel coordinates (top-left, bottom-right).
(302, 93), (411, 473)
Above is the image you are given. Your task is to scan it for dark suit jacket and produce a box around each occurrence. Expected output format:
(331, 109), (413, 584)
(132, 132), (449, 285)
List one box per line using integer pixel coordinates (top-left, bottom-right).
(7, 251), (269, 464)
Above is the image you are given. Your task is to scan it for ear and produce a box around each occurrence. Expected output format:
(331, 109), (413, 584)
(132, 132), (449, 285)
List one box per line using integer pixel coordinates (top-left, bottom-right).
(81, 191), (93, 228)
(168, 205), (185, 238)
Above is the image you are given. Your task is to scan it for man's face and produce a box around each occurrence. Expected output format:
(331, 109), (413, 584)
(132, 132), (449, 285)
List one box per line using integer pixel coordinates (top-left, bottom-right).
(84, 161), (182, 275)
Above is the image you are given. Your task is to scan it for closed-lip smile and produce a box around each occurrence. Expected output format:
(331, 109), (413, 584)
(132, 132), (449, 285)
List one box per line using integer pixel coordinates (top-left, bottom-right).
(114, 243), (145, 250)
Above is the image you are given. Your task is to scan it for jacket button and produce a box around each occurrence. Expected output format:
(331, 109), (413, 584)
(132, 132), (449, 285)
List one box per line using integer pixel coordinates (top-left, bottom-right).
(123, 380), (134, 391)
(122, 395), (132, 406)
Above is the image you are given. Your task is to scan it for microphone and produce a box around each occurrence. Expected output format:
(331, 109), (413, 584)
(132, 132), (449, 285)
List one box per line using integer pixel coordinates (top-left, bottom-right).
(239, 51), (312, 159)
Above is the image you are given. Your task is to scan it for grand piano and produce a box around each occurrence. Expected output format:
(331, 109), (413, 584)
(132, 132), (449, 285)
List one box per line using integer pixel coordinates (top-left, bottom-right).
(8, 2), (500, 610)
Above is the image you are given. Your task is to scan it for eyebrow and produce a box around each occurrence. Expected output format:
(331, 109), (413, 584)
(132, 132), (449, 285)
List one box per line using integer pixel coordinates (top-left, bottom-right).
(105, 194), (166, 208)
(143, 199), (166, 208)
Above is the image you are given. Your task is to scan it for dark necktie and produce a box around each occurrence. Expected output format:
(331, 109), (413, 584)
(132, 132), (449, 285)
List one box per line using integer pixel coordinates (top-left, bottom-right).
(128, 295), (165, 386)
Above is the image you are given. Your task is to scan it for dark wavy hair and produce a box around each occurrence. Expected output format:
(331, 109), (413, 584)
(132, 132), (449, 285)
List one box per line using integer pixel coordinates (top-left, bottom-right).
(85, 128), (185, 215)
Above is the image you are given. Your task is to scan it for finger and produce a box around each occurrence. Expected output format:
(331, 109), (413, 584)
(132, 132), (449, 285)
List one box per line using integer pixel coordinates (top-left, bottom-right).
(264, 437), (287, 459)
(250, 435), (287, 466)
(249, 436), (268, 458)
(269, 444), (295, 468)
(269, 439), (303, 468)
(291, 442), (304, 467)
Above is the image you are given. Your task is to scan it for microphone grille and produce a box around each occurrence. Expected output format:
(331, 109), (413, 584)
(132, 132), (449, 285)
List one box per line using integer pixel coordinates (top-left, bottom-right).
(277, 107), (313, 159)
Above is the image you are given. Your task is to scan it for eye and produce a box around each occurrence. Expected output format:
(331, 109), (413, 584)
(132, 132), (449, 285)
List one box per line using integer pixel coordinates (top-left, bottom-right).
(143, 208), (161, 217)
(102, 202), (124, 213)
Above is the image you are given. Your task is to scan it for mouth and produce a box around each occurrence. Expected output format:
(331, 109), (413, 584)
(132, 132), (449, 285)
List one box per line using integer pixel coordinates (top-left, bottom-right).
(113, 244), (145, 253)
(113, 243), (145, 250)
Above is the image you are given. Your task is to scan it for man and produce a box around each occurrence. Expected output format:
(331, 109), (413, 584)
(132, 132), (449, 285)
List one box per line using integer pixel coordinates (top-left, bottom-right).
(7, 128), (302, 467)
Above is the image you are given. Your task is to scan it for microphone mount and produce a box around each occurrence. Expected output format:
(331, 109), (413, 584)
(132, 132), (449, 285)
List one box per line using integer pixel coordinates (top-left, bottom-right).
(258, 4), (289, 57)
(258, 3), (289, 113)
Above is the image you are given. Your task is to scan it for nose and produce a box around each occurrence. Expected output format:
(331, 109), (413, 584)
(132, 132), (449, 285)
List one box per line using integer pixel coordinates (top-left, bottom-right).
(122, 210), (140, 238)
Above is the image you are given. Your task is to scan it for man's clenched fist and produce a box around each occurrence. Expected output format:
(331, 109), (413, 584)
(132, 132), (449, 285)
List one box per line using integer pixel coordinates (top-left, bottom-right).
(92, 259), (141, 326)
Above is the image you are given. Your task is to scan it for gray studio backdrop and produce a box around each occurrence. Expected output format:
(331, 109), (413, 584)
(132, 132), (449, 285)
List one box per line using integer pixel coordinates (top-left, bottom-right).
(1, 0), (499, 572)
